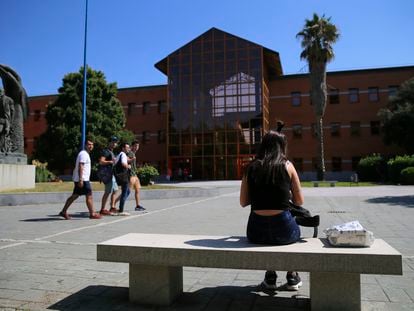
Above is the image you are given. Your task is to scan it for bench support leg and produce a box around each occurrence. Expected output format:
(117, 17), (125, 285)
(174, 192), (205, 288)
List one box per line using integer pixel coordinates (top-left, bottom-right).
(129, 264), (183, 306)
(310, 272), (360, 311)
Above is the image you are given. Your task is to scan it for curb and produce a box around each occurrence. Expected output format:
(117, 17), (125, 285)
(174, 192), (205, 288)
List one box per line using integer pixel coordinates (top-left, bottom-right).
(0, 188), (223, 207)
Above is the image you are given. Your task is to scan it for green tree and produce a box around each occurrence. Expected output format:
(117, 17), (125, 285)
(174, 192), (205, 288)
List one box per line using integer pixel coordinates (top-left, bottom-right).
(379, 78), (414, 154)
(34, 67), (134, 172)
(296, 13), (340, 180)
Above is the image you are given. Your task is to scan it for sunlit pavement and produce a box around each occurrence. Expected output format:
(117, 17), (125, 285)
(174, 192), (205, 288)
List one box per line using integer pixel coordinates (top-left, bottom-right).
(0, 183), (413, 310)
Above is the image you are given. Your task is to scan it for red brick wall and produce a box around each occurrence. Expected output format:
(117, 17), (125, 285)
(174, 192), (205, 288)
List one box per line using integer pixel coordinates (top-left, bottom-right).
(268, 67), (414, 172)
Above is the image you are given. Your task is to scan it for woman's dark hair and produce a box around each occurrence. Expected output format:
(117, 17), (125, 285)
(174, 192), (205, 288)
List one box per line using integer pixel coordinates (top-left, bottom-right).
(247, 130), (288, 183)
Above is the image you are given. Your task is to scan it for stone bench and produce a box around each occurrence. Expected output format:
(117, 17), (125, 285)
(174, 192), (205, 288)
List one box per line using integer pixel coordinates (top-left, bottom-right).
(97, 233), (402, 311)
(312, 180), (337, 187)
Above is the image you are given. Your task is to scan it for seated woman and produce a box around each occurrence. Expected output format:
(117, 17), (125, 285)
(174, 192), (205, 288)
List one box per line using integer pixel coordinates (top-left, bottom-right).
(239, 129), (304, 291)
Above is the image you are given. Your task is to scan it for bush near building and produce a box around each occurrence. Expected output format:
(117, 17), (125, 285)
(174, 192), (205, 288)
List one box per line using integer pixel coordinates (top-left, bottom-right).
(387, 155), (414, 183)
(357, 154), (387, 182)
(400, 167), (414, 185)
(137, 165), (159, 186)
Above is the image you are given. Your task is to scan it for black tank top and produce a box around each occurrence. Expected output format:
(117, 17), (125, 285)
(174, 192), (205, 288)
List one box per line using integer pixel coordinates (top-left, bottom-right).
(247, 163), (291, 211)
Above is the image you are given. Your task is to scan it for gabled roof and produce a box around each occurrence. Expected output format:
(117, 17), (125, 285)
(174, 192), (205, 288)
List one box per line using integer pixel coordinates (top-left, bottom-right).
(154, 27), (283, 78)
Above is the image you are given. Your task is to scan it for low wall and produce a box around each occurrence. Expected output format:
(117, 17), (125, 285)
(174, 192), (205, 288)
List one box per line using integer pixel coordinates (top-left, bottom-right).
(0, 164), (35, 191)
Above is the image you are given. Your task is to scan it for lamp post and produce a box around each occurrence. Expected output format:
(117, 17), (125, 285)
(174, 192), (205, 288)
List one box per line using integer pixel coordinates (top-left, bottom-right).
(81, 0), (89, 149)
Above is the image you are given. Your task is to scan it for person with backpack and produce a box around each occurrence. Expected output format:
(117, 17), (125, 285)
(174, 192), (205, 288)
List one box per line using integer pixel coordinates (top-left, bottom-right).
(113, 142), (131, 216)
(98, 136), (120, 215)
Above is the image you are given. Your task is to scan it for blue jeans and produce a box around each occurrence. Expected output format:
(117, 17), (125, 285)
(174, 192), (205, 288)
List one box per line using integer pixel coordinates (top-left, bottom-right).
(118, 182), (130, 212)
(247, 210), (300, 245)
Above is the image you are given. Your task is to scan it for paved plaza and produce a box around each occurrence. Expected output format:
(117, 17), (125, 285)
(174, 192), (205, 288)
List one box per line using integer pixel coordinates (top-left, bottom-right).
(0, 182), (413, 310)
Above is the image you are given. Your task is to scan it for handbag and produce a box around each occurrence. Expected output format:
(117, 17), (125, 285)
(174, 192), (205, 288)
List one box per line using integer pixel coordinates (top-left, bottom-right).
(114, 155), (129, 185)
(97, 165), (113, 184)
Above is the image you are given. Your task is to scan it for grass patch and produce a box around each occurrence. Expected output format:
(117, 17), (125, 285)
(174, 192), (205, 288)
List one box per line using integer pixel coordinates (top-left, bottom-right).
(0, 182), (177, 193)
(301, 181), (377, 187)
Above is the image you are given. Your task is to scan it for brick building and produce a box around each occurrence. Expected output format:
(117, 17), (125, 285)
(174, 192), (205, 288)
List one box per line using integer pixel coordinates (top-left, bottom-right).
(25, 28), (414, 180)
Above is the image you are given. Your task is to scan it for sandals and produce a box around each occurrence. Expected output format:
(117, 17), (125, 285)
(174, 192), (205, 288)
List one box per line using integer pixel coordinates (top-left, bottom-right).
(59, 211), (71, 220)
(89, 213), (102, 219)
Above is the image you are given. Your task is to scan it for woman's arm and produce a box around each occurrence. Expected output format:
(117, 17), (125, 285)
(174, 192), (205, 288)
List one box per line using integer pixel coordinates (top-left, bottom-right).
(287, 162), (304, 206)
(239, 175), (250, 207)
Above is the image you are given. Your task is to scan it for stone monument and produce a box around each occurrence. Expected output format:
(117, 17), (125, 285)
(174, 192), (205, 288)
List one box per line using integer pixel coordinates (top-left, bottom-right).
(0, 64), (35, 191)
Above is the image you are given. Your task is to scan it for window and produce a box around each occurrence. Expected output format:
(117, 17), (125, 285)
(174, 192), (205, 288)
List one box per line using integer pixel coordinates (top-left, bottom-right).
(349, 88), (359, 103)
(142, 131), (149, 144)
(329, 89), (340, 104)
(370, 121), (381, 135)
(24, 137), (27, 148)
(350, 121), (361, 136)
(293, 158), (303, 172)
(292, 124), (302, 138)
(311, 123), (317, 137)
(34, 110), (41, 121)
(158, 100), (167, 114)
(291, 92), (301, 106)
(352, 156), (361, 171)
(368, 87), (379, 102)
(312, 157), (319, 171)
(157, 130), (166, 143)
(388, 85), (399, 99)
(332, 157), (342, 172)
(142, 101), (150, 114)
(330, 122), (341, 137)
(127, 102), (135, 116)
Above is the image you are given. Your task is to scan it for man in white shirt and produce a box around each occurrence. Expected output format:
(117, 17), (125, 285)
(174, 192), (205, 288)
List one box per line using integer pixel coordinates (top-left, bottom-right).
(59, 139), (101, 220)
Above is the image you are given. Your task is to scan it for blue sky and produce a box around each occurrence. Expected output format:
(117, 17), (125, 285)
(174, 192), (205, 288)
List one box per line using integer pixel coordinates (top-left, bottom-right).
(1, 0), (413, 96)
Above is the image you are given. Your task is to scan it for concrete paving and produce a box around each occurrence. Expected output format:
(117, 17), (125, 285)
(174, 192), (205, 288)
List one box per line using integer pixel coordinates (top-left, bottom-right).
(0, 183), (413, 310)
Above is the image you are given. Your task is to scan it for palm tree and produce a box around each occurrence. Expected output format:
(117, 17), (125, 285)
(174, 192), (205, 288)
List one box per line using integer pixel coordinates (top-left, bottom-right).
(296, 13), (339, 180)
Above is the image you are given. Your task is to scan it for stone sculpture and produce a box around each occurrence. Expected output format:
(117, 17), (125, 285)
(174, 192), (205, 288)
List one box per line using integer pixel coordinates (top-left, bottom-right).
(0, 64), (28, 163)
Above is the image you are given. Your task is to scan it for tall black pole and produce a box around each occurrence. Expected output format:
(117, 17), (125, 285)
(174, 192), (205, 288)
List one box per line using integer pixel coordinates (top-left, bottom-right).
(81, 0), (89, 149)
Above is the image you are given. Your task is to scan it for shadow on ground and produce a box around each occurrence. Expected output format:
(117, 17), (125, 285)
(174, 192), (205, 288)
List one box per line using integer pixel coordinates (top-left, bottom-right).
(20, 212), (91, 222)
(365, 195), (414, 208)
(47, 285), (310, 311)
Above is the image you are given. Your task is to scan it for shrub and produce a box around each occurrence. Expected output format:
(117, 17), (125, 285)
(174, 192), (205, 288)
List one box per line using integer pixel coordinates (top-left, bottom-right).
(32, 160), (56, 182)
(137, 165), (159, 186)
(357, 154), (386, 182)
(387, 155), (414, 183)
(400, 167), (414, 185)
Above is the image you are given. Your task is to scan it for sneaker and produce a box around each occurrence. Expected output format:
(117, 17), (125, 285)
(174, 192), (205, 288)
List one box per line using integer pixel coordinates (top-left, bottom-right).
(117, 212), (131, 216)
(99, 209), (112, 216)
(89, 213), (102, 219)
(59, 211), (71, 220)
(135, 205), (146, 211)
(109, 207), (119, 213)
(261, 271), (277, 290)
(286, 272), (302, 291)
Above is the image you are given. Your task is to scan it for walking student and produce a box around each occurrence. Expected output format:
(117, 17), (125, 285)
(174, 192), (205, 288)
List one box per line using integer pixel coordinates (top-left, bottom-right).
(99, 136), (120, 215)
(128, 141), (145, 211)
(240, 129), (304, 291)
(59, 139), (101, 220)
(113, 142), (131, 216)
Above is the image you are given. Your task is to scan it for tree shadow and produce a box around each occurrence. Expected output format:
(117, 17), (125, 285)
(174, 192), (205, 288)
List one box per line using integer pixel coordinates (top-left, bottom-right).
(365, 195), (414, 208)
(20, 212), (90, 222)
(47, 284), (310, 311)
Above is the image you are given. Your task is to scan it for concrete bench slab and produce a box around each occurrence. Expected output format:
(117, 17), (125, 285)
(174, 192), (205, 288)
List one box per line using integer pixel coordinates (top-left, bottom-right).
(97, 233), (402, 310)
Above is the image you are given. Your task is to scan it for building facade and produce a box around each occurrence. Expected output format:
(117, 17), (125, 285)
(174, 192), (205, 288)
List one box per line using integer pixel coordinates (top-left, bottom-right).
(25, 28), (414, 180)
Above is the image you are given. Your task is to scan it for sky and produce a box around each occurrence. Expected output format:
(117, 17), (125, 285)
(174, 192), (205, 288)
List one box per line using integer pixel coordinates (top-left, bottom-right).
(1, 0), (413, 97)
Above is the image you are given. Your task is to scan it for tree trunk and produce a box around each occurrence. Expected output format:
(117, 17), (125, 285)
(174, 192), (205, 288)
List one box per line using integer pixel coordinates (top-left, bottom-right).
(316, 117), (325, 180)
(310, 62), (327, 181)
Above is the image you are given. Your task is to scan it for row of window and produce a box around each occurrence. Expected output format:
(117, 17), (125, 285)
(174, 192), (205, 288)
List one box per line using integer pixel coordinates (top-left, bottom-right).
(127, 100), (167, 116)
(138, 130), (166, 144)
(293, 156), (361, 172)
(290, 85), (399, 106)
(290, 121), (381, 138)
